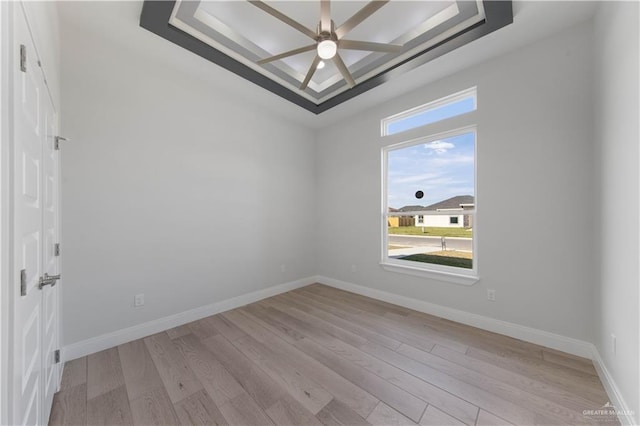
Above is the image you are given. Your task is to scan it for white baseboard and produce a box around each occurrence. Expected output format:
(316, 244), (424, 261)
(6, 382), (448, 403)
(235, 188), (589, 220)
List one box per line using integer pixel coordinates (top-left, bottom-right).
(591, 347), (637, 426)
(315, 275), (594, 357)
(62, 276), (316, 361)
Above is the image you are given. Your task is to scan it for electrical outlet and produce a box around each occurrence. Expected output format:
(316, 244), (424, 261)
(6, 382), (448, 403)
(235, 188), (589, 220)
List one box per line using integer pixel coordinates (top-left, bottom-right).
(611, 334), (616, 355)
(280, 264), (286, 273)
(487, 289), (496, 301)
(351, 264), (358, 273)
(134, 294), (145, 307)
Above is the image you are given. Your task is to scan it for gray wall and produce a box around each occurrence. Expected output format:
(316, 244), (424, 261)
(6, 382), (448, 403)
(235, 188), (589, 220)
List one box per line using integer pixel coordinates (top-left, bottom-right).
(594, 2), (639, 421)
(315, 21), (596, 343)
(60, 18), (317, 345)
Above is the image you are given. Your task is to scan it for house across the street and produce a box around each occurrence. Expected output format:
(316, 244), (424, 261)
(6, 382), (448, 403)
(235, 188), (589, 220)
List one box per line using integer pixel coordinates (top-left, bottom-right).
(397, 195), (474, 228)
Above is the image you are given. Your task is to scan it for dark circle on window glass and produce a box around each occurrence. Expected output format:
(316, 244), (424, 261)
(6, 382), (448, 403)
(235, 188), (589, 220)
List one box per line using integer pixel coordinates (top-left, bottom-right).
(415, 191), (424, 199)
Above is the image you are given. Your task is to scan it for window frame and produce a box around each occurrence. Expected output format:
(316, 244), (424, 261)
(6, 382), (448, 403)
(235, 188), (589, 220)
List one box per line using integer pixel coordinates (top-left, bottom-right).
(381, 87), (477, 137)
(381, 124), (479, 286)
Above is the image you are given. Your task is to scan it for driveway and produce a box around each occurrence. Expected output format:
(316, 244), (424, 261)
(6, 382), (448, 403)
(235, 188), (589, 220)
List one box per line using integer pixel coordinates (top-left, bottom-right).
(389, 234), (472, 251)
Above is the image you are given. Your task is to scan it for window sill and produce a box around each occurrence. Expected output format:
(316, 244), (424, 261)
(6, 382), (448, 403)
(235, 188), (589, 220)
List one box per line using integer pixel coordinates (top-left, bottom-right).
(380, 261), (479, 286)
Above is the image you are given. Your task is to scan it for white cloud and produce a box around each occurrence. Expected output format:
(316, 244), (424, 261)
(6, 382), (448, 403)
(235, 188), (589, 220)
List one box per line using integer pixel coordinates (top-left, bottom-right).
(430, 155), (474, 166)
(392, 172), (441, 184)
(424, 140), (455, 154)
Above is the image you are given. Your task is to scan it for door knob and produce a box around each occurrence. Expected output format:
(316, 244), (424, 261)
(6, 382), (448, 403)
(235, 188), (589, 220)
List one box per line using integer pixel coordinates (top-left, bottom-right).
(38, 273), (60, 289)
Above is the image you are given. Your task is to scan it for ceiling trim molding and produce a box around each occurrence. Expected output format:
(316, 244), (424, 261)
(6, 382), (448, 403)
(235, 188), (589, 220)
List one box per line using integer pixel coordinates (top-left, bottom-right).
(140, 1), (513, 115)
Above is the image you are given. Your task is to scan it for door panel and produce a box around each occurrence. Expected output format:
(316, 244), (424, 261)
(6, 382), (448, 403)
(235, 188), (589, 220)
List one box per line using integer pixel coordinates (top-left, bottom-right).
(12, 3), (58, 425)
(41, 88), (59, 424)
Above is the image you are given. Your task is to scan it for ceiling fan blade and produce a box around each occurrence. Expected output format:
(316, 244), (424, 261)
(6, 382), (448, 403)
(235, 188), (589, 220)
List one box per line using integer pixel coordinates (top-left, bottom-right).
(248, 1), (318, 40)
(339, 39), (402, 52)
(300, 56), (322, 90)
(335, 0), (389, 39)
(332, 53), (356, 88)
(320, 0), (331, 32)
(257, 44), (317, 65)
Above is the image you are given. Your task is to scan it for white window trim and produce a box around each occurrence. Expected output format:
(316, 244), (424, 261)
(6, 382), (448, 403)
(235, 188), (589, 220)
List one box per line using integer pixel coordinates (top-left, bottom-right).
(381, 86), (477, 137)
(381, 124), (479, 285)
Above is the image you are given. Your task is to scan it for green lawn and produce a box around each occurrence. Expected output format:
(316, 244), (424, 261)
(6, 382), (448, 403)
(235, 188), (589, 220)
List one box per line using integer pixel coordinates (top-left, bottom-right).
(388, 226), (473, 238)
(399, 251), (473, 269)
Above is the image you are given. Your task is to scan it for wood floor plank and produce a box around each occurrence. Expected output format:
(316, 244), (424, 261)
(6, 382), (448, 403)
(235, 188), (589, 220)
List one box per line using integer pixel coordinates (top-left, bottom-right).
(166, 324), (193, 340)
(86, 386), (133, 426)
(304, 285), (410, 317)
(466, 347), (608, 404)
(266, 397), (325, 426)
(394, 343), (593, 425)
(316, 399), (372, 426)
(218, 393), (275, 426)
(431, 344), (600, 415)
(367, 401), (417, 425)
(117, 339), (164, 401)
(201, 333), (285, 410)
(231, 334), (334, 414)
(188, 317), (221, 340)
(307, 286), (538, 360)
(265, 296), (369, 347)
(475, 409), (513, 426)
(354, 343), (479, 425)
(59, 357), (87, 391)
(224, 309), (379, 418)
(173, 389), (229, 426)
(299, 288), (467, 354)
(419, 405), (466, 426)
(279, 292), (403, 350)
(294, 289), (438, 353)
(542, 349), (598, 376)
(205, 314), (247, 341)
(129, 386), (180, 425)
(254, 303), (458, 423)
(382, 312), (469, 353)
(240, 304), (427, 422)
(87, 348), (126, 400)
(143, 332), (203, 403)
(49, 383), (87, 426)
(173, 334), (246, 406)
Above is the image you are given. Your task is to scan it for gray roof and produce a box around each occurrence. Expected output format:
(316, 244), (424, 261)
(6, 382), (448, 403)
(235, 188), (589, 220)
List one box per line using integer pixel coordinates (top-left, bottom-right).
(396, 195), (474, 212)
(424, 195), (474, 211)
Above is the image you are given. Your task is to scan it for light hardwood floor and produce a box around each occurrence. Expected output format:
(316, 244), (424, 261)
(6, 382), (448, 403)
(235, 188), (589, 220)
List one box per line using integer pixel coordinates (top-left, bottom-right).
(49, 284), (616, 426)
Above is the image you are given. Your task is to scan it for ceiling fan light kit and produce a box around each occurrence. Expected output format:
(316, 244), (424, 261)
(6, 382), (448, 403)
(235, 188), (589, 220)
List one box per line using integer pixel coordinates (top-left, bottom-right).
(317, 39), (337, 60)
(140, 0), (513, 113)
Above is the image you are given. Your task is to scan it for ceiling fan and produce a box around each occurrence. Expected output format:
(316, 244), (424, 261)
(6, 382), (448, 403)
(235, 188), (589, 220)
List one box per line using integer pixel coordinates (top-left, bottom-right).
(250, 0), (403, 90)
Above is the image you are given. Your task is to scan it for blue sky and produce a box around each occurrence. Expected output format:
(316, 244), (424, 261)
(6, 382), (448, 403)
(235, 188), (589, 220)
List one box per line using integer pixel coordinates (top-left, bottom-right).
(387, 131), (475, 209)
(386, 96), (475, 135)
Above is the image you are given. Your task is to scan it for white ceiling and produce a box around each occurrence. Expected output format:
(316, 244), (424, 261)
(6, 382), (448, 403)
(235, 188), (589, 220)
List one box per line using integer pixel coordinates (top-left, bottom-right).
(57, 1), (598, 129)
(169, 0), (469, 102)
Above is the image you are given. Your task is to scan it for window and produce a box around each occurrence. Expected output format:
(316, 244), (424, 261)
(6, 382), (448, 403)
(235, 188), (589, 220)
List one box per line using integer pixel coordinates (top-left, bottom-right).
(382, 88), (478, 285)
(382, 88), (476, 136)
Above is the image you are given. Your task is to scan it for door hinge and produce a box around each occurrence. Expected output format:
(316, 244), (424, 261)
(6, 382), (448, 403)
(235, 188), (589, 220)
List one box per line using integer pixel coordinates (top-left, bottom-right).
(54, 349), (61, 364)
(54, 243), (60, 256)
(54, 136), (69, 151)
(20, 44), (26, 72)
(20, 269), (27, 296)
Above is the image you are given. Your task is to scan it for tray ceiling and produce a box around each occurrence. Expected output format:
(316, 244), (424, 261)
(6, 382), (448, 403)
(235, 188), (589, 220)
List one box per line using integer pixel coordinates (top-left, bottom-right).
(140, 1), (512, 114)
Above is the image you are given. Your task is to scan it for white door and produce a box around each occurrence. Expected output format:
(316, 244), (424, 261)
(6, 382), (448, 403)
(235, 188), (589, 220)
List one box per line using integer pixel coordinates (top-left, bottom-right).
(41, 89), (59, 425)
(12, 4), (60, 425)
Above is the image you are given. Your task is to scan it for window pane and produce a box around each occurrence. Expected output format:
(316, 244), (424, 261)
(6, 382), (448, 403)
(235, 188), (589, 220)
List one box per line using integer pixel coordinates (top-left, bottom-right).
(386, 96), (475, 135)
(387, 132), (475, 269)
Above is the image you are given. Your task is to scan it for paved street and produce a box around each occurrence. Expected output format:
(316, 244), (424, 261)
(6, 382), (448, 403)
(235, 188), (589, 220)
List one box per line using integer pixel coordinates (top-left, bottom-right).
(389, 234), (472, 251)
